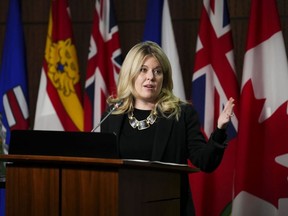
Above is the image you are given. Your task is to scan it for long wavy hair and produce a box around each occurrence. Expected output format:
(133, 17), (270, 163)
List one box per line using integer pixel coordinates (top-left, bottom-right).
(107, 41), (184, 119)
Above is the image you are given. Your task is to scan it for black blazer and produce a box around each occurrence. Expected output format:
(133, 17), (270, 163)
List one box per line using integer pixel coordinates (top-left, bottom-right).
(101, 103), (226, 172)
(101, 103), (227, 216)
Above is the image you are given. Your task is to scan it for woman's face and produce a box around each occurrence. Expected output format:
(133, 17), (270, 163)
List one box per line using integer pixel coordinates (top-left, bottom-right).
(133, 56), (163, 106)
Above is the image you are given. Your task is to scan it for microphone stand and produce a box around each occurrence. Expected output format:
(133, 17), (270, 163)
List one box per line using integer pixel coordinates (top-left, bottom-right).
(91, 101), (123, 132)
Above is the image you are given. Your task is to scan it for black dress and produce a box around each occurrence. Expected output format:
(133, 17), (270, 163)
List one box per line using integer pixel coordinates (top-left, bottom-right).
(118, 108), (156, 160)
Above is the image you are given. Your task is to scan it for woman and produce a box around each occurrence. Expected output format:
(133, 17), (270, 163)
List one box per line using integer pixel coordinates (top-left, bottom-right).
(101, 41), (235, 215)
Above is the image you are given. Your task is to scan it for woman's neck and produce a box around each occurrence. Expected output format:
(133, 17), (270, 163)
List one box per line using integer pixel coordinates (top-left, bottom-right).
(134, 100), (155, 110)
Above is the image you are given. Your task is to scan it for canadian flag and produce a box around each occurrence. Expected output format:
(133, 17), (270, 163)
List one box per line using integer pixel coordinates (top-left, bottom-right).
(232, 0), (288, 215)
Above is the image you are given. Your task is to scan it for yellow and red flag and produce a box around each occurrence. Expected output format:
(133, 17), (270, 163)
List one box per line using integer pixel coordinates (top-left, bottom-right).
(34, 0), (83, 131)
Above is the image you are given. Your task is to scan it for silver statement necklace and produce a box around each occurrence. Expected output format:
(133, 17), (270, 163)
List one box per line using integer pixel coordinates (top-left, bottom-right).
(128, 110), (157, 130)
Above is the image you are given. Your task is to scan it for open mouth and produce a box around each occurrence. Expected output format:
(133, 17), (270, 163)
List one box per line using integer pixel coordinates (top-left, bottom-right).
(144, 84), (155, 89)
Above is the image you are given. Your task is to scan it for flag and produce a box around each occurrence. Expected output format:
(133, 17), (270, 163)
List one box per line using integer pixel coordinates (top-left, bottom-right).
(34, 0), (84, 131)
(232, 0), (288, 215)
(84, 0), (122, 132)
(0, 0), (29, 214)
(143, 0), (186, 100)
(190, 0), (239, 215)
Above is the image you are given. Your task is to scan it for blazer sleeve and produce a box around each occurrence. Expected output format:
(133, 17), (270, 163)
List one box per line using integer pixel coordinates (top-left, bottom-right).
(183, 104), (227, 172)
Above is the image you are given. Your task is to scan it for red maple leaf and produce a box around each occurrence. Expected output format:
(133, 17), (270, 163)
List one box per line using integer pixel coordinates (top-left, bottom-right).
(235, 80), (288, 207)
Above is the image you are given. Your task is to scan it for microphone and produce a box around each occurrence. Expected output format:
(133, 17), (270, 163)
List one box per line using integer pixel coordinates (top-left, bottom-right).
(91, 100), (123, 132)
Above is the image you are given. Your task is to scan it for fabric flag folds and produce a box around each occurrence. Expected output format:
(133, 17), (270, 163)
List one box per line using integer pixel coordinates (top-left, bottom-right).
(34, 0), (83, 131)
(84, 0), (122, 132)
(190, 0), (239, 215)
(0, 0), (29, 214)
(232, 0), (288, 215)
(143, 0), (186, 100)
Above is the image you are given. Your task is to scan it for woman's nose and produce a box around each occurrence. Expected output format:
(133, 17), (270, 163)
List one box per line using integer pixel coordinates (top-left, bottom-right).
(146, 70), (154, 80)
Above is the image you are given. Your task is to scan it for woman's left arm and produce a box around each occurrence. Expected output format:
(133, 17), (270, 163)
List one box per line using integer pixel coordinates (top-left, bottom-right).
(186, 98), (235, 172)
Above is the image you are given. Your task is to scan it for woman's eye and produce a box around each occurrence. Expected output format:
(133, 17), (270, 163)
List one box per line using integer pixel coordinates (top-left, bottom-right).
(153, 69), (162, 75)
(140, 67), (147, 72)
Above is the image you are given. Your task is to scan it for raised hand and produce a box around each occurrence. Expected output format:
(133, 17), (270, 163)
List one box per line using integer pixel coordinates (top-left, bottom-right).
(217, 97), (235, 129)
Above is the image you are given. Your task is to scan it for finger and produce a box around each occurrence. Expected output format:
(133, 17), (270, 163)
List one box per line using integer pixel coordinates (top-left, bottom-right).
(223, 98), (235, 117)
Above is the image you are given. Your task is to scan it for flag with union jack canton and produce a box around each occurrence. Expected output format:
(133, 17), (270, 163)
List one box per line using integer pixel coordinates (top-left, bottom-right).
(190, 0), (239, 215)
(84, 0), (122, 132)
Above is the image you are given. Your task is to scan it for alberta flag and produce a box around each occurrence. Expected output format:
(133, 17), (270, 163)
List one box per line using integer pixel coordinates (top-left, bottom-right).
(143, 0), (185, 100)
(0, 0), (29, 149)
(0, 0), (29, 214)
(190, 0), (239, 215)
(84, 0), (122, 132)
(232, 0), (288, 215)
(34, 0), (84, 131)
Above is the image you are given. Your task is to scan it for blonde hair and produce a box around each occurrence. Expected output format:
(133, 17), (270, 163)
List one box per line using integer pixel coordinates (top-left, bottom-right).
(108, 41), (184, 119)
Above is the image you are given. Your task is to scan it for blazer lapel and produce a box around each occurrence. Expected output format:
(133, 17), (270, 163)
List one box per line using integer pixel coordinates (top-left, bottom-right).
(151, 117), (174, 161)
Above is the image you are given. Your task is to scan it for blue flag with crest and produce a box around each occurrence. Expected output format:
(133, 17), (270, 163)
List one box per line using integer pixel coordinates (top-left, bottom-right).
(0, 0), (30, 214)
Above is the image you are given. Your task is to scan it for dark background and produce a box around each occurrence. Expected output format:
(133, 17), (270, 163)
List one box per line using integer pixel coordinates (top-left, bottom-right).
(0, 0), (287, 127)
